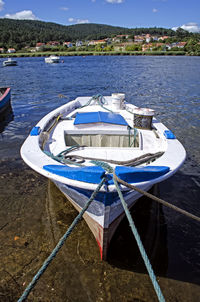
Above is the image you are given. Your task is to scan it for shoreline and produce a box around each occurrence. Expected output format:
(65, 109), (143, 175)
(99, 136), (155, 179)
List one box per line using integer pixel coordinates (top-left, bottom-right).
(0, 55), (200, 301)
(0, 50), (196, 58)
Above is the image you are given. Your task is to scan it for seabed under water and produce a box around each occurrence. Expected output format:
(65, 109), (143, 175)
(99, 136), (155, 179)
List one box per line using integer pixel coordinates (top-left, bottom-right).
(0, 159), (199, 302)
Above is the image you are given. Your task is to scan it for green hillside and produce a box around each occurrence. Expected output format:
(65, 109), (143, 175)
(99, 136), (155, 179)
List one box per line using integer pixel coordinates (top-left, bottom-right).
(0, 18), (176, 49)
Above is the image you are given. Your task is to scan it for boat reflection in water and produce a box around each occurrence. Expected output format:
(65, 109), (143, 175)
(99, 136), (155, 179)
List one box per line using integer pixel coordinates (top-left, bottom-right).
(0, 104), (14, 134)
(47, 180), (168, 276)
(108, 185), (168, 275)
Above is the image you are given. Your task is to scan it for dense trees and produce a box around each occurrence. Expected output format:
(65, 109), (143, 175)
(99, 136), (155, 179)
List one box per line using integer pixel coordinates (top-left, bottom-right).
(0, 19), (184, 49)
(0, 19), (131, 48)
(0, 19), (199, 55)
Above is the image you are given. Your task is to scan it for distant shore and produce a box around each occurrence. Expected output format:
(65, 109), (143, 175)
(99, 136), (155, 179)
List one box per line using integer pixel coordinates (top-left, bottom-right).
(0, 50), (194, 58)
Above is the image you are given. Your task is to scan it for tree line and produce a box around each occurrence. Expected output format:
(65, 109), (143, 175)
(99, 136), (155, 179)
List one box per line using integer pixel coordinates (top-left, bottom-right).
(0, 19), (191, 48)
(0, 19), (199, 55)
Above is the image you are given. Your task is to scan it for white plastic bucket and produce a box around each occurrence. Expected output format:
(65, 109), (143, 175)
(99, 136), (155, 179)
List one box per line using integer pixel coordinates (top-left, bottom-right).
(111, 93), (125, 110)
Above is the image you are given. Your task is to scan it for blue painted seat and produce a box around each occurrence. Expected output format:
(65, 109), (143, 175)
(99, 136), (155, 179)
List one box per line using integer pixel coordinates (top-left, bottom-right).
(74, 111), (128, 126)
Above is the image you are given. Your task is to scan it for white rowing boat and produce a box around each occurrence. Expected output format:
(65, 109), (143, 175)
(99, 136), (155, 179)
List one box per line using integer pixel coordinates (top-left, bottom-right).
(44, 55), (60, 63)
(3, 58), (17, 67)
(21, 93), (186, 259)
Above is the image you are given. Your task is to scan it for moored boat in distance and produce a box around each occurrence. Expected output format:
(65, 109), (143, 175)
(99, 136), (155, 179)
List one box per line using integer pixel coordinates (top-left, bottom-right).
(45, 55), (60, 63)
(0, 87), (11, 114)
(3, 58), (17, 67)
(21, 93), (186, 260)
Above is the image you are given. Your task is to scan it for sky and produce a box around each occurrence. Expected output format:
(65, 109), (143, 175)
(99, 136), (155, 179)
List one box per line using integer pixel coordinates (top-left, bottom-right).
(0, 0), (200, 33)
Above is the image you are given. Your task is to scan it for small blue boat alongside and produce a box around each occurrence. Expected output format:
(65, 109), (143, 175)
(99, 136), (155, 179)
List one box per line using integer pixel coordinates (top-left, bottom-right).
(0, 87), (11, 114)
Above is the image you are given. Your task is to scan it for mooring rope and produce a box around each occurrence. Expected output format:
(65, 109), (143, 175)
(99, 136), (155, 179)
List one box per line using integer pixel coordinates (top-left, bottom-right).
(113, 177), (166, 302)
(17, 177), (106, 302)
(44, 150), (85, 166)
(91, 160), (200, 223)
(66, 151), (164, 167)
(113, 171), (200, 223)
(41, 114), (62, 150)
(91, 160), (166, 302)
(79, 94), (114, 113)
(18, 157), (200, 302)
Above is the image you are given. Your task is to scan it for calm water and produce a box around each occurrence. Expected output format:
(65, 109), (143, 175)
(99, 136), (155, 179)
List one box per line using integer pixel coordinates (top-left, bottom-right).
(0, 56), (200, 301)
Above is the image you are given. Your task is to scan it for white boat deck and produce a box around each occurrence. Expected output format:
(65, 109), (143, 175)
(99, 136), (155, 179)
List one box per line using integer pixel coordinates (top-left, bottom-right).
(48, 104), (167, 166)
(21, 94), (186, 191)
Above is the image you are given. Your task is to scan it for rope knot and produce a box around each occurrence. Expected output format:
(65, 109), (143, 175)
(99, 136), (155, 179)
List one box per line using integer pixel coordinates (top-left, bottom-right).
(90, 160), (113, 173)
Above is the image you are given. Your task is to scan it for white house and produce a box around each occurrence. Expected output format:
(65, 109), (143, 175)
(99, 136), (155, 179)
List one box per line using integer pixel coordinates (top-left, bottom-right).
(76, 41), (83, 47)
(7, 48), (16, 53)
(145, 34), (151, 43)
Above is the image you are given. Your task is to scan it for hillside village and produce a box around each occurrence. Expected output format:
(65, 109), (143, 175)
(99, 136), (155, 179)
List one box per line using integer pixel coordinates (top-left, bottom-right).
(32, 34), (188, 52)
(0, 33), (199, 55)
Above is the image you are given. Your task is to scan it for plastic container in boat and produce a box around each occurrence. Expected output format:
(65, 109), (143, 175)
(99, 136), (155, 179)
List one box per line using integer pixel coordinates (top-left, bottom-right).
(111, 93), (125, 110)
(133, 107), (155, 129)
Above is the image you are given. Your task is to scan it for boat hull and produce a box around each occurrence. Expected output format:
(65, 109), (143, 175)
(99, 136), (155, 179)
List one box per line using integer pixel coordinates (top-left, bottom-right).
(45, 56), (60, 63)
(0, 87), (11, 114)
(20, 94), (186, 260)
(54, 179), (152, 260)
(3, 60), (17, 66)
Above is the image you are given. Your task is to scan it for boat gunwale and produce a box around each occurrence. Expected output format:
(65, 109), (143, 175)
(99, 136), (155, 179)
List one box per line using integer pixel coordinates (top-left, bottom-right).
(0, 87), (11, 102)
(21, 96), (186, 191)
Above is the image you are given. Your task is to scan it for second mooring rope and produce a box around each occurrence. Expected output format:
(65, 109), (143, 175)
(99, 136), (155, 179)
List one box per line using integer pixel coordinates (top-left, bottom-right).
(17, 177), (106, 302)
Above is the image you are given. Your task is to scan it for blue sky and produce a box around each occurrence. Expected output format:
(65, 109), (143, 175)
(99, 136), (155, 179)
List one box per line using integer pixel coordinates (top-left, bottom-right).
(0, 0), (200, 32)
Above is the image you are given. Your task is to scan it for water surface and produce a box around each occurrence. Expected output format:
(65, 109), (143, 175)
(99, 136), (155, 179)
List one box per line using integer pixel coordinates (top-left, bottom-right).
(0, 56), (200, 301)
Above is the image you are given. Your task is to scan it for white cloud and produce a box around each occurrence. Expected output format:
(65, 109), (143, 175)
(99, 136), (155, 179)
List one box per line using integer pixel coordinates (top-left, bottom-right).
(0, 0), (5, 11)
(68, 17), (89, 24)
(152, 8), (158, 13)
(172, 23), (200, 33)
(60, 7), (69, 11)
(4, 10), (37, 20)
(106, 0), (124, 3)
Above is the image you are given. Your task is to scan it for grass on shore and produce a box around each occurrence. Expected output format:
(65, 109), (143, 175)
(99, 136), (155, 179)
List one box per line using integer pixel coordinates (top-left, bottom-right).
(0, 50), (187, 58)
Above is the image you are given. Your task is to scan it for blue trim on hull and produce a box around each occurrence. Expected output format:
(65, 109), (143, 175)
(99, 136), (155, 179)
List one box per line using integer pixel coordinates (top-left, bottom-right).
(30, 126), (41, 136)
(0, 88), (11, 112)
(64, 183), (131, 206)
(164, 130), (176, 139)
